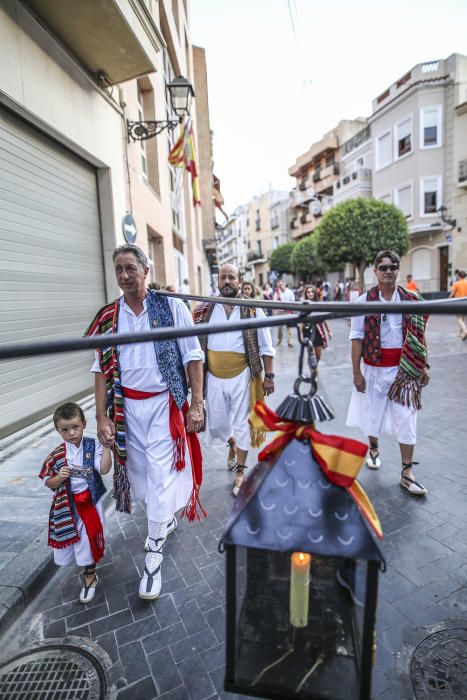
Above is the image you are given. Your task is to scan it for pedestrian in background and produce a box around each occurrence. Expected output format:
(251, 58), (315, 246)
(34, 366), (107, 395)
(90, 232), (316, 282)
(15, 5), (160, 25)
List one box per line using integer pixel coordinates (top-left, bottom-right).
(333, 281), (343, 301)
(405, 274), (419, 292)
(241, 281), (256, 298)
(262, 282), (273, 316)
(449, 269), (467, 339)
(39, 402), (112, 604)
(274, 280), (295, 347)
(302, 285), (333, 363)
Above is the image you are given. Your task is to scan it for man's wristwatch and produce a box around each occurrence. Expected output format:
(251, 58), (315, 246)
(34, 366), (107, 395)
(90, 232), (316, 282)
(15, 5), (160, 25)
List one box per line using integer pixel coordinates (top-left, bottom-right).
(265, 373), (275, 380)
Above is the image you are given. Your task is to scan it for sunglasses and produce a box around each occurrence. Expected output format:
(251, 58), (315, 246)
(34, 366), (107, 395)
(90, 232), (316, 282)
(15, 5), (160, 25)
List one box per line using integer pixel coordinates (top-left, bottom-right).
(377, 264), (399, 272)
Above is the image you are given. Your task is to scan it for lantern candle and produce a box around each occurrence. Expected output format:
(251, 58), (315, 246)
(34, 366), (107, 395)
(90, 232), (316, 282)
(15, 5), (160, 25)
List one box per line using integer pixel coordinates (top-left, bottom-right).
(289, 552), (311, 628)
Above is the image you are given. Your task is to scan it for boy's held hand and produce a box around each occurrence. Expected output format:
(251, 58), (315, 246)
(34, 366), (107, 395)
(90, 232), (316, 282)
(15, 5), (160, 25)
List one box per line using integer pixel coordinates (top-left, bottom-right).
(58, 466), (72, 479)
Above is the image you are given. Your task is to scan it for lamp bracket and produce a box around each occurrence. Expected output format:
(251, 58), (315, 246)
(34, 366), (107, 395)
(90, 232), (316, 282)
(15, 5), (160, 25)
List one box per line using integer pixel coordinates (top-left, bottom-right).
(127, 119), (181, 142)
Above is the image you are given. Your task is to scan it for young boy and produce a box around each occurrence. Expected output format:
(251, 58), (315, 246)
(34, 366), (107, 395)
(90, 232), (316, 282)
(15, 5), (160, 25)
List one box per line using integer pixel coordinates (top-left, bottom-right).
(39, 402), (112, 604)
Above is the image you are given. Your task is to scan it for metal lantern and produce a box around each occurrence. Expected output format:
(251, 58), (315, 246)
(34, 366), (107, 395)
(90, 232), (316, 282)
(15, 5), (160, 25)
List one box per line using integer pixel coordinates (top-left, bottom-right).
(220, 395), (385, 700)
(167, 75), (195, 119)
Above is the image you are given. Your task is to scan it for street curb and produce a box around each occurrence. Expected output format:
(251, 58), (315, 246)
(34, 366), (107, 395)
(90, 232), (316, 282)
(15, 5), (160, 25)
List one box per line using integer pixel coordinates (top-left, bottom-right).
(0, 490), (115, 638)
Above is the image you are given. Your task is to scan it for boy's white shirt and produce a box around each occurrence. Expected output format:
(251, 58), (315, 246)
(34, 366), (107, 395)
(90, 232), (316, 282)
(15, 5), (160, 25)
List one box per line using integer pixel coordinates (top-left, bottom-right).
(44, 437), (104, 494)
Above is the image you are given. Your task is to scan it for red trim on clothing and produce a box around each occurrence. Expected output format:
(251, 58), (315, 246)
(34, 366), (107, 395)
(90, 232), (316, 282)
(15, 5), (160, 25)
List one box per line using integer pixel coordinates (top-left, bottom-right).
(121, 386), (165, 400)
(74, 489), (105, 563)
(364, 347), (402, 367)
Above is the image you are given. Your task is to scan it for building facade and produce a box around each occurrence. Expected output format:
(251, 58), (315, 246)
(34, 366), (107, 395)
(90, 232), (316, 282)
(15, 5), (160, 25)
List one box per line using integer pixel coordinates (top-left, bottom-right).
(369, 54), (467, 291)
(288, 119), (367, 240)
(216, 205), (248, 275)
(0, 0), (210, 436)
(245, 190), (291, 287)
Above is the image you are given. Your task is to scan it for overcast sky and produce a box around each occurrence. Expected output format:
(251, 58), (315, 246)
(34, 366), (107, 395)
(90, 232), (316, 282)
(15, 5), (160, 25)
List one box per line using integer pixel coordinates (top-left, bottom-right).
(190, 0), (467, 215)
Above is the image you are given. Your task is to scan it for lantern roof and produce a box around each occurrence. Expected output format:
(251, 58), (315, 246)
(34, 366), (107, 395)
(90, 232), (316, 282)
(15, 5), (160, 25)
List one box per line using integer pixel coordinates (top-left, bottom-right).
(220, 438), (384, 562)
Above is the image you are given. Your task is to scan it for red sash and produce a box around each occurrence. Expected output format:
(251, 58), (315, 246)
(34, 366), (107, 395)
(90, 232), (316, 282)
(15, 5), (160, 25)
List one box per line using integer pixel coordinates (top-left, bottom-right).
(121, 387), (205, 521)
(74, 489), (105, 563)
(364, 347), (401, 367)
(121, 386), (164, 400)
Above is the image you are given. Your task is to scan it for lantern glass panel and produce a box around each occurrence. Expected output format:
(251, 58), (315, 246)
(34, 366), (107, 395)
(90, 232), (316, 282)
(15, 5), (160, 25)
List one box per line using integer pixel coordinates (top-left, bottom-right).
(227, 545), (377, 700)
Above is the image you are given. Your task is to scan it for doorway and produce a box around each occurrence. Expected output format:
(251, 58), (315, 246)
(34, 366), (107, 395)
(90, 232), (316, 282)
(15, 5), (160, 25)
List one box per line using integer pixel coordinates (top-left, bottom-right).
(439, 246), (448, 291)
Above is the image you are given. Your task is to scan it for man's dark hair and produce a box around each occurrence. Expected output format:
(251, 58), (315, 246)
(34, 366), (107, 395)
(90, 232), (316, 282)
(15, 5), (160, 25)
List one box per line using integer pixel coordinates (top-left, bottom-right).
(112, 244), (148, 269)
(53, 402), (85, 428)
(406, 274), (412, 280)
(459, 270), (467, 279)
(373, 250), (400, 268)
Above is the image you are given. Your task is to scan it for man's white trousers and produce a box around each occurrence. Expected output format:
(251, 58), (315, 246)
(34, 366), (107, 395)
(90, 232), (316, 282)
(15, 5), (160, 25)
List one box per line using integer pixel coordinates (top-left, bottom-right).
(206, 367), (251, 452)
(346, 363), (417, 445)
(124, 392), (193, 521)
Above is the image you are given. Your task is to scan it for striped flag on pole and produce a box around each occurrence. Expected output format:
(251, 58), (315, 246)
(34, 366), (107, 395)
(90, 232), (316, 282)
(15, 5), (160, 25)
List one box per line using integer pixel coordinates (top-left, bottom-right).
(168, 118), (201, 207)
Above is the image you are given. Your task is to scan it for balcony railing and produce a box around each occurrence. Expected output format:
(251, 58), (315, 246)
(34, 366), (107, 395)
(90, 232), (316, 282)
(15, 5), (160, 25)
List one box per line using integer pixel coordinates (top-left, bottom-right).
(247, 250), (263, 262)
(343, 126), (371, 155)
(459, 159), (467, 184)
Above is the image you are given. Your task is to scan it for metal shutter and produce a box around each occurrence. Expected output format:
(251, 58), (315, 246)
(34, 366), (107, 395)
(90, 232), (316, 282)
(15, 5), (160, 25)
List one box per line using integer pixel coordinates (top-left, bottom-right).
(0, 110), (106, 437)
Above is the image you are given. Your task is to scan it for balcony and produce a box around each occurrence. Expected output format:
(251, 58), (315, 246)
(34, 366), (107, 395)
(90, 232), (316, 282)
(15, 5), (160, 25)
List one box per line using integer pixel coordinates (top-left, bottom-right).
(343, 126), (371, 155)
(333, 169), (372, 201)
(23, 0), (163, 84)
(247, 250), (263, 262)
(459, 159), (467, 186)
(202, 237), (217, 252)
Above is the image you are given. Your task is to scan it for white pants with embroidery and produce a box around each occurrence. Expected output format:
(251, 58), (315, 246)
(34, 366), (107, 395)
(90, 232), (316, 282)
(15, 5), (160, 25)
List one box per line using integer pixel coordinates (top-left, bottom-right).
(346, 363), (417, 445)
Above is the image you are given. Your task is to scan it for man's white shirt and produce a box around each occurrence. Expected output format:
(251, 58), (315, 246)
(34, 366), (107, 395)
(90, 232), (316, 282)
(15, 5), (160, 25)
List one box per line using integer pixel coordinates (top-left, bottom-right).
(91, 296), (204, 391)
(349, 289), (404, 348)
(206, 304), (275, 357)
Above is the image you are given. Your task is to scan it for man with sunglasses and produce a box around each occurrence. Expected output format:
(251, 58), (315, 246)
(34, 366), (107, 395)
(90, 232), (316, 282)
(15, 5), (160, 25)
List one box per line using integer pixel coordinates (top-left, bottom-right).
(346, 250), (430, 496)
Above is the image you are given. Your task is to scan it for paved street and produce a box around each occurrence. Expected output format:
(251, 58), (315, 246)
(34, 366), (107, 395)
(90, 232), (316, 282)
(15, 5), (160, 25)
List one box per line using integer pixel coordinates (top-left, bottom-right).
(0, 314), (466, 699)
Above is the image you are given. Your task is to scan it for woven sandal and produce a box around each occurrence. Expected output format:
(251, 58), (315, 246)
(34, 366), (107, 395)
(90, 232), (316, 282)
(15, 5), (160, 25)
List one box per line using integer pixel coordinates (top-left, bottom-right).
(227, 440), (237, 471)
(79, 566), (98, 604)
(400, 463), (427, 496)
(232, 465), (247, 497)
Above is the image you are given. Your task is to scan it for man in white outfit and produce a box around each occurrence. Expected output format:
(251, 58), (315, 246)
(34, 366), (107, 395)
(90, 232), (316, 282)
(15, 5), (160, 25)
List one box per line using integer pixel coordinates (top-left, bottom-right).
(194, 264), (275, 495)
(86, 244), (205, 600)
(346, 250), (430, 496)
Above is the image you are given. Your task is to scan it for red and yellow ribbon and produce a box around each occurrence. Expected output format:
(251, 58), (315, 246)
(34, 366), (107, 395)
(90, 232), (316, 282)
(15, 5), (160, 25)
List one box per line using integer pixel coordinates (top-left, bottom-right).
(250, 402), (383, 539)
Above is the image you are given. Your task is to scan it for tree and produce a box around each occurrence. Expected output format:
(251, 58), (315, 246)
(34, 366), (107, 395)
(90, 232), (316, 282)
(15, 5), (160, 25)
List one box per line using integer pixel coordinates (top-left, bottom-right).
(315, 198), (410, 284)
(290, 235), (326, 279)
(269, 241), (296, 273)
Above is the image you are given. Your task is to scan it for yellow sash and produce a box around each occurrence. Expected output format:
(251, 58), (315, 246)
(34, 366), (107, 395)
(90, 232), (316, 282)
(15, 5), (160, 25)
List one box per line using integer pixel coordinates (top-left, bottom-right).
(207, 351), (266, 448)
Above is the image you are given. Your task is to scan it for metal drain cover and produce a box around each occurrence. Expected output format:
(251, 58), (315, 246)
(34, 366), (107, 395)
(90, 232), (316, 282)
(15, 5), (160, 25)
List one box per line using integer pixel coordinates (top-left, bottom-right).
(0, 643), (106, 700)
(410, 628), (467, 698)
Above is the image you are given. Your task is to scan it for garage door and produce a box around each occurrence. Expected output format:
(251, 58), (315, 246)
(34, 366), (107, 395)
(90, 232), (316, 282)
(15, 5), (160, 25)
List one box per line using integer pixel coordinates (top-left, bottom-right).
(0, 110), (106, 437)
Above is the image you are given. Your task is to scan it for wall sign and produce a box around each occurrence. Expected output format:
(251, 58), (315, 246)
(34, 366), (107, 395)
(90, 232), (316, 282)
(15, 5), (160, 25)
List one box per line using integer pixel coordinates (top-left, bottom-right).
(122, 213), (137, 244)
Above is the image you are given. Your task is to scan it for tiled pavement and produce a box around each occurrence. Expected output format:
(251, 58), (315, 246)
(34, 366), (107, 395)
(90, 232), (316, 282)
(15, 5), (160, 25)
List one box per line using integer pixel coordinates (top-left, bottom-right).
(0, 315), (466, 699)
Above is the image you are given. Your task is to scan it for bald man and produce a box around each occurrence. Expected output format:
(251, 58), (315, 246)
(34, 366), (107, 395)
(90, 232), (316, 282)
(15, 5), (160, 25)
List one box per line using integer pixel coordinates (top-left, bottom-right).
(194, 265), (275, 495)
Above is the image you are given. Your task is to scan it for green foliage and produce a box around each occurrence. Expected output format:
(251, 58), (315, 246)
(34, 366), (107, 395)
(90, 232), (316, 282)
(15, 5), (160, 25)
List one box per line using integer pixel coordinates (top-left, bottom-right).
(290, 235), (326, 277)
(315, 198), (410, 276)
(269, 241), (296, 273)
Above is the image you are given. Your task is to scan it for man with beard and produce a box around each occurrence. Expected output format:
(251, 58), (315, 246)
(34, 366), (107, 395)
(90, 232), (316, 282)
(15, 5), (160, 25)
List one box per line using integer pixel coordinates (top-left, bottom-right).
(193, 264), (275, 496)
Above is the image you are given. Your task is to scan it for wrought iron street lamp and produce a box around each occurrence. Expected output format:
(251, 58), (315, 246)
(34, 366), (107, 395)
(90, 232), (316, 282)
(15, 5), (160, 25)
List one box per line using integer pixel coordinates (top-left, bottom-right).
(437, 205), (456, 229)
(127, 75), (195, 142)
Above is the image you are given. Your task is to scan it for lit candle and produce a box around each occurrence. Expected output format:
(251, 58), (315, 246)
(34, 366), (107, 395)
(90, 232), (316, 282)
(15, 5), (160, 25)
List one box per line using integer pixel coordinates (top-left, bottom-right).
(289, 552), (311, 628)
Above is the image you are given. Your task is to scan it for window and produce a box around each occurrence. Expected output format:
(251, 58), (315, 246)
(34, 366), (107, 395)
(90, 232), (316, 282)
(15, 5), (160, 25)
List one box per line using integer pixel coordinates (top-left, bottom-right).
(420, 176), (442, 216)
(376, 131), (391, 170)
(420, 106), (442, 148)
(394, 116), (412, 159)
(412, 248), (431, 280)
(257, 241), (262, 257)
(395, 184), (412, 218)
